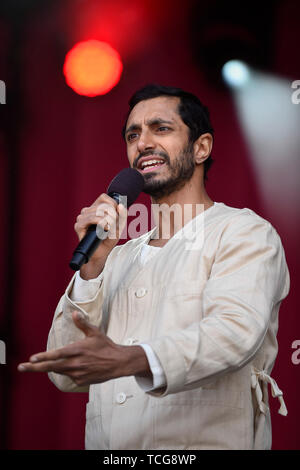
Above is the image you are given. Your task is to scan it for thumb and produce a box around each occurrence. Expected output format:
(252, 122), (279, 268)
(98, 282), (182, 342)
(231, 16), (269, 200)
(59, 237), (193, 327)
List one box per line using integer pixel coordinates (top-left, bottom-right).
(72, 311), (97, 337)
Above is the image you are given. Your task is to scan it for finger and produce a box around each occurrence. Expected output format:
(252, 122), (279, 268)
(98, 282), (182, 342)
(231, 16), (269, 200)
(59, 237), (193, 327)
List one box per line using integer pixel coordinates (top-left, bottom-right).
(95, 202), (117, 218)
(80, 207), (90, 214)
(94, 213), (115, 230)
(77, 212), (109, 225)
(18, 359), (76, 374)
(72, 311), (99, 337)
(117, 203), (128, 218)
(95, 205), (117, 231)
(117, 203), (128, 229)
(18, 359), (62, 373)
(75, 216), (107, 242)
(91, 193), (117, 208)
(98, 203), (122, 235)
(78, 207), (100, 219)
(101, 213), (116, 232)
(78, 211), (116, 231)
(24, 343), (81, 365)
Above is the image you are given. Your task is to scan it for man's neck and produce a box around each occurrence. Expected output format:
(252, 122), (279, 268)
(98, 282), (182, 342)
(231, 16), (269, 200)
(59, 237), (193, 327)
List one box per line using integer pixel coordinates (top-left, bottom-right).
(150, 181), (214, 241)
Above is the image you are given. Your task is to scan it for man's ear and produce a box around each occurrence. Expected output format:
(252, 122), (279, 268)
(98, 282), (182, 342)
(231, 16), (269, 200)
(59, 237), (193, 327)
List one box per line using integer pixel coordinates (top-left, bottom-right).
(193, 133), (213, 164)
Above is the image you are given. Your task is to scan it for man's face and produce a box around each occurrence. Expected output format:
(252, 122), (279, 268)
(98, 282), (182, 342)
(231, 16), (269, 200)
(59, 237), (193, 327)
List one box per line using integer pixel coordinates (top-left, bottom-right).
(125, 96), (196, 199)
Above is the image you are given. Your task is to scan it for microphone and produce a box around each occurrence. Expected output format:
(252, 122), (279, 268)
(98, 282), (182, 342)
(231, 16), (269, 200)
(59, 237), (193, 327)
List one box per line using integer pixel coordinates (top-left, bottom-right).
(69, 168), (145, 271)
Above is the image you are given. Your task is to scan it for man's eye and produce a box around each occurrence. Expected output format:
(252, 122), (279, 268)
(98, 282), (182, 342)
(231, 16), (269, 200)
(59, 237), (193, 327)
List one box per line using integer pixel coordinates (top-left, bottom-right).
(157, 126), (170, 132)
(127, 133), (138, 142)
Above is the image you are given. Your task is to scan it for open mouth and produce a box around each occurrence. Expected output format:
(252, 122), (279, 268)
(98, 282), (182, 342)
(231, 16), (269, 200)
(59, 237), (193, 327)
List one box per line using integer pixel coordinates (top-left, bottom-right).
(138, 158), (166, 173)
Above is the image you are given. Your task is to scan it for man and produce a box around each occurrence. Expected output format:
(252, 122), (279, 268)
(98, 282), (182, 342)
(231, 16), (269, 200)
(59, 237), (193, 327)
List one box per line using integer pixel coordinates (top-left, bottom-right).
(18, 84), (290, 450)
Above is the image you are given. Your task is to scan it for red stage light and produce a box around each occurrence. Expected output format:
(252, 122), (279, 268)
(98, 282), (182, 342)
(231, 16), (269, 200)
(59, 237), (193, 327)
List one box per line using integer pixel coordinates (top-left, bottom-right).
(63, 40), (123, 97)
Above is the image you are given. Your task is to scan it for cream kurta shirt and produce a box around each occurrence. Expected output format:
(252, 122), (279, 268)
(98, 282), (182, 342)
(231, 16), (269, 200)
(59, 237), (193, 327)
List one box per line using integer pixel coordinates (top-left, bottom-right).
(71, 243), (166, 391)
(47, 202), (290, 450)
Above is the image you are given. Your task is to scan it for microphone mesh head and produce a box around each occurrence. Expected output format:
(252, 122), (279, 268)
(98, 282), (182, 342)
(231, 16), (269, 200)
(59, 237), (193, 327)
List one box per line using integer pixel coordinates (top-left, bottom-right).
(107, 168), (145, 207)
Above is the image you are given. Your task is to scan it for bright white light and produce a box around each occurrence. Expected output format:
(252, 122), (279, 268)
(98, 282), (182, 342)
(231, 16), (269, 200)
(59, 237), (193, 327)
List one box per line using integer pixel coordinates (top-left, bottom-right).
(232, 70), (300, 223)
(222, 60), (250, 88)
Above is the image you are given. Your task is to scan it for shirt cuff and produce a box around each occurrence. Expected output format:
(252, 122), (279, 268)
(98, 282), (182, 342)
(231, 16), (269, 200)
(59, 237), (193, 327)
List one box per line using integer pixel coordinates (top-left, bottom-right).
(69, 270), (103, 303)
(135, 343), (167, 392)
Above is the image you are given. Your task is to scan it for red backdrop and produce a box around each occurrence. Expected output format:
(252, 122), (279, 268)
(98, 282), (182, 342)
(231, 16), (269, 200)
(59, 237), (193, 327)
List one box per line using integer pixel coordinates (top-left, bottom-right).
(0, 0), (299, 450)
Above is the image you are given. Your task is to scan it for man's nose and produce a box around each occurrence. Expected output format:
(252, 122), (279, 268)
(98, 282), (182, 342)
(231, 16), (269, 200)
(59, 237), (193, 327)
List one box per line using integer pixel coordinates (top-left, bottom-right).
(137, 129), (155, 153)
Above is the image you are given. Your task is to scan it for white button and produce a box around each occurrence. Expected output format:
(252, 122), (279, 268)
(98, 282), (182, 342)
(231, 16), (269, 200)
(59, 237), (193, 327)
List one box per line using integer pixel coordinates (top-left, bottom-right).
(135, 288), (147, 298)
(116, 392), (127, 404)
(125, 338), (138, 345)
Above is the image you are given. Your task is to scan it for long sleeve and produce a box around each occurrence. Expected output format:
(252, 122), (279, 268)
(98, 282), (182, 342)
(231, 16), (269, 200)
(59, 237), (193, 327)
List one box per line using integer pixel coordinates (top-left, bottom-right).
(46, 244), (167, 393)
(47, 271), (105, 392)
(71, 272), (167, 392)
(135, 343), (167, 391)
(71, 271), (103, 302)
(146, 216), (290, 397)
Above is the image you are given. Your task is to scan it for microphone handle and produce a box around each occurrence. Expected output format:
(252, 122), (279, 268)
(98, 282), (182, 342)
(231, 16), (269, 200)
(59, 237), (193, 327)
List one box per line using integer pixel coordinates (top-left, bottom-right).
(69, 192), (122, 271)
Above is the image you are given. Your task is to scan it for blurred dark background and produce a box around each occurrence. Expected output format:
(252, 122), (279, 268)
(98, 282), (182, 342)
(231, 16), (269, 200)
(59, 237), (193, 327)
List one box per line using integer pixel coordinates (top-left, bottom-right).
(0, 0), (299, 450)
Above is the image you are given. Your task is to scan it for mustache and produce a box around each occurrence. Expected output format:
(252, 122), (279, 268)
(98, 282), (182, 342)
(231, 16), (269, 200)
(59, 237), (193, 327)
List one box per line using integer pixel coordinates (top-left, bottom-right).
(134, 151), (170, 169)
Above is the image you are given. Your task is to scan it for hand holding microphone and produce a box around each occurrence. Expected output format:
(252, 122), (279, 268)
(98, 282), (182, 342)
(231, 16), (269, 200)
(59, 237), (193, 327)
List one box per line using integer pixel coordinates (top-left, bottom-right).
(69, 168), (144, 275)
(74, 192), (127, 258)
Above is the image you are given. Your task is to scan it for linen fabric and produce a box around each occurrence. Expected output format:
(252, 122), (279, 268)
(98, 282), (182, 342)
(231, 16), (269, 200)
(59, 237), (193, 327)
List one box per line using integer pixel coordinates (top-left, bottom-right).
(47, 202), (290, 450)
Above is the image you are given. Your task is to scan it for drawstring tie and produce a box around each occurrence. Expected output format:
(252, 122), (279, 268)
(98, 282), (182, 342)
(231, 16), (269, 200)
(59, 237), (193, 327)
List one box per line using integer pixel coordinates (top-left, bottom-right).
(251, 366), (288, 416)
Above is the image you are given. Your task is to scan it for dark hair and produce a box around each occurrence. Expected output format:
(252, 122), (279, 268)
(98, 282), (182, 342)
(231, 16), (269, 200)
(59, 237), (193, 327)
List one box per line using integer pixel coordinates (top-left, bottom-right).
(122, 84), (214, 180)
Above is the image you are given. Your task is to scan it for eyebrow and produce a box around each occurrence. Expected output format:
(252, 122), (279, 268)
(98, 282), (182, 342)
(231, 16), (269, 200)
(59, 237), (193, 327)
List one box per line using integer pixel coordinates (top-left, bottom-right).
(125, 118), (174, 135)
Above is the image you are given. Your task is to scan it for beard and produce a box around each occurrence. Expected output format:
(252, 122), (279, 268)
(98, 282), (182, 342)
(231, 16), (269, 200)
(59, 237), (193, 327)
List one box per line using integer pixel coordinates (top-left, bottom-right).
(142, 141), (196, 199)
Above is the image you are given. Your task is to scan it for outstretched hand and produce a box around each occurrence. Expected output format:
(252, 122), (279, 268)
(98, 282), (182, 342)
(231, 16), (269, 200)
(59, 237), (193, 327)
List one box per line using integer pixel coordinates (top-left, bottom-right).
(18, 311), (150, 386)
